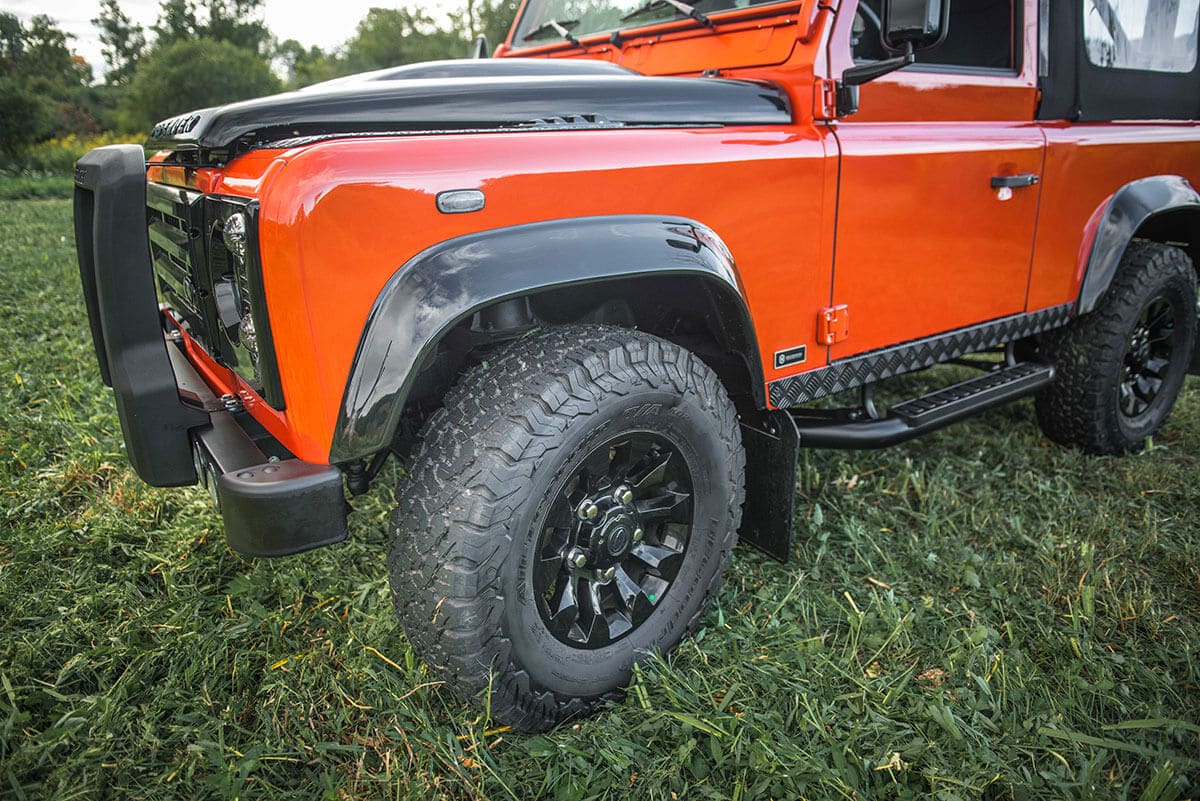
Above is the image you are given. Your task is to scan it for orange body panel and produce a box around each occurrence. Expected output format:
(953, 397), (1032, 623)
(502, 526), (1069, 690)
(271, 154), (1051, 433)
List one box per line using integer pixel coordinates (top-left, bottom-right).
(152, 0), (1200, 463)
(1027, 123), (1200, 311)
(169, 126), (832, 463)
(829, 122), (1046, 357)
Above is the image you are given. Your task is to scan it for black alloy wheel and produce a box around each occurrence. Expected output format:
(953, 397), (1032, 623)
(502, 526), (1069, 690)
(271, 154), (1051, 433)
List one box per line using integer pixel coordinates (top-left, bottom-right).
(1119, 297), (1178, 418)
(535, 433), (693, 649)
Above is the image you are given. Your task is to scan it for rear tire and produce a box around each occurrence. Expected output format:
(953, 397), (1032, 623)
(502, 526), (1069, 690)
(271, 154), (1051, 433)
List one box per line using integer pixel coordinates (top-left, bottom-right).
(388, 325), (745, 731)
(1036, 241), (1197, 454)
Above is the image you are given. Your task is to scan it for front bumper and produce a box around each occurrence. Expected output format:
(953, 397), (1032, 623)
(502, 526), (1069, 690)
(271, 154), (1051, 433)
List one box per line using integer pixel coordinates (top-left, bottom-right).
(74, 144), (348, 557)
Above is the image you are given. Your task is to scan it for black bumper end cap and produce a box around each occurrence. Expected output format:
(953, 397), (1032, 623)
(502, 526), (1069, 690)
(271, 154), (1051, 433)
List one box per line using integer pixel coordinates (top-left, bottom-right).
(217, 459), (349, 558)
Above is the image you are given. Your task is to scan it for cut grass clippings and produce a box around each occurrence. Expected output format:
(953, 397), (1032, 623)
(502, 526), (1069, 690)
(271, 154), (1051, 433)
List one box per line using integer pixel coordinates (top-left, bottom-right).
(1, 198), (1198, 800)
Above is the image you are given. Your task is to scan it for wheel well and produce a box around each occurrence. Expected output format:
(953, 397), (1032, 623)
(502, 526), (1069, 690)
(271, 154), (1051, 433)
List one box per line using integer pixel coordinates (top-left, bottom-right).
(1135, 208), (1200, 276)
(397, 275), (762, 446)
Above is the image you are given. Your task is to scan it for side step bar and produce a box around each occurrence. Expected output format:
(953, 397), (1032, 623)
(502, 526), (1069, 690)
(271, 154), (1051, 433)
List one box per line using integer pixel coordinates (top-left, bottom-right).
(790, 362), (1055, 449)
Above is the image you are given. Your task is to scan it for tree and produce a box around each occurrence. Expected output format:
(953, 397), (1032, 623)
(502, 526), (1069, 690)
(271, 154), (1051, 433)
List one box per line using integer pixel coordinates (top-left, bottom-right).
(205, 0), (271, 54)
(472, 0), (522, 52)
(118, 37), (280, 131)
(152, 0), (270, 55)
(342, 7), (466, 72)
(20, 15), (90, 92)
(276, 39), (346, 88)
(93, 0), (146, 86)
(0, 12), (24, 74)
(151, 0), (200, 46)
(0, 13), (98, 145)
(0, 76), (53, 156)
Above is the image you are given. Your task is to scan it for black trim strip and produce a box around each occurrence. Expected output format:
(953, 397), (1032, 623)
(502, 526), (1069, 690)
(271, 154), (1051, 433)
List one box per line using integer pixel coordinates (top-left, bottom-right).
(767, 304), (1074, 408)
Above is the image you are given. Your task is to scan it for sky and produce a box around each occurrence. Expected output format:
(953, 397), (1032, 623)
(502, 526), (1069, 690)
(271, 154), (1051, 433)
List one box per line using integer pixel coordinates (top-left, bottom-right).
(1, 0), (464, 77)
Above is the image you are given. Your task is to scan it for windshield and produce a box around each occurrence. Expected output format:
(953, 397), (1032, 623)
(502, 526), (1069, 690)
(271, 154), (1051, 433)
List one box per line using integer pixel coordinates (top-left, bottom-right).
(511, 0), (790, 48)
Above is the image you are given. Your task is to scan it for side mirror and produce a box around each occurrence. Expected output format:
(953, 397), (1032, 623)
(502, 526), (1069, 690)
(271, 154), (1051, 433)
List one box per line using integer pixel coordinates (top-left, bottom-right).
(472, 35), (490, 59)
(882, 0), (950, 53)
(839, 0), (951, 103)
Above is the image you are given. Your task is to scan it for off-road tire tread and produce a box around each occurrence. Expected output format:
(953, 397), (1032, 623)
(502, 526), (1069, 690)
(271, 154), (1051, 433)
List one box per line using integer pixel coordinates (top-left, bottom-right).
(1035, 241), (1197, 454)
(388, 325), (745, 731)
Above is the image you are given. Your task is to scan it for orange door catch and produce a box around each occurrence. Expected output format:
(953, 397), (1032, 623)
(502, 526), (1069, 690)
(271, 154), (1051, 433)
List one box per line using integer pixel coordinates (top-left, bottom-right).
(819, 304), (850, 345)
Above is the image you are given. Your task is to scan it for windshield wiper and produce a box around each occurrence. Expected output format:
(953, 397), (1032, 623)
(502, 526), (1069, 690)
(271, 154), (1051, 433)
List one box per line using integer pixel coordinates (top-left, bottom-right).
(523, 18), (583, 47)
(621, 0), (713, 29)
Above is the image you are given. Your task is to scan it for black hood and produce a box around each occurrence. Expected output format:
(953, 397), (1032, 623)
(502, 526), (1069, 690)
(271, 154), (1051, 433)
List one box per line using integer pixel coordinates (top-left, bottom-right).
(147, 58), (792, 163)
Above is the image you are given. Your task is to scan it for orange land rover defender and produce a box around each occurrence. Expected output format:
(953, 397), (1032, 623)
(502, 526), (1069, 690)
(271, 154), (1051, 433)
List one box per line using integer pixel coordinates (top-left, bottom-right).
(74, 0), (1200, 729)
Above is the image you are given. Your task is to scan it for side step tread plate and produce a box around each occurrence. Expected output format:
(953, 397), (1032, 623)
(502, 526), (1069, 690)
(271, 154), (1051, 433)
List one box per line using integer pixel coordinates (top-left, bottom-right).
(790, 361), (1056, 450)
(892, 362), (1054, 428)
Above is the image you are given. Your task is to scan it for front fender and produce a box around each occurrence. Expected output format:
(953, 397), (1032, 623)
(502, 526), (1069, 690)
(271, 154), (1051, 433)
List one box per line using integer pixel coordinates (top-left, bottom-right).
(330, 215), (759, 463)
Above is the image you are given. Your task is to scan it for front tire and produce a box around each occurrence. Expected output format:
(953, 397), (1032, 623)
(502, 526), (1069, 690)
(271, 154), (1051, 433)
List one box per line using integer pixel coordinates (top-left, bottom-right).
(389, 326), (745, 731)
(1036, 241), (1197, 454)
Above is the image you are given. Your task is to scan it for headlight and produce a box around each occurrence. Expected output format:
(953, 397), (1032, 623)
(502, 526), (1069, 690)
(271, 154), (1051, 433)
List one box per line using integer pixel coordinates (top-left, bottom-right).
(222, 212), (248, 261)
(239, 311), (258, 363)
(204, 198), (284, 408)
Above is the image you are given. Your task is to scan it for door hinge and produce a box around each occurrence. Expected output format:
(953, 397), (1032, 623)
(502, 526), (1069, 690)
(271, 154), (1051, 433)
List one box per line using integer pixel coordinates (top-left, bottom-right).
(813, 77), (838, 120)
(818, 304), (850, 345)
(814, 78), (859, 120)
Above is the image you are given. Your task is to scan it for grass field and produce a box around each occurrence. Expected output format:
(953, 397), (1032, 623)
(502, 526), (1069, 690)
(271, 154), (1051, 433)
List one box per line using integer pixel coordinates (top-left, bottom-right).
(1, 197), (1197, 800)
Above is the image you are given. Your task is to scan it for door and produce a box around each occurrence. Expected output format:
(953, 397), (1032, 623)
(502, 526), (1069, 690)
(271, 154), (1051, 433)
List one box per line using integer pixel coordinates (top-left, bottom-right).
(828, 0), (1046, 359)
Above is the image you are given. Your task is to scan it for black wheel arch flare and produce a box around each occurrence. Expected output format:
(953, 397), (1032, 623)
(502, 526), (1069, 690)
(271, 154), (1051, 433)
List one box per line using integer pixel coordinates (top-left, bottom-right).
(1078, 175), (1200, 315)
(329, 215), (764, 463)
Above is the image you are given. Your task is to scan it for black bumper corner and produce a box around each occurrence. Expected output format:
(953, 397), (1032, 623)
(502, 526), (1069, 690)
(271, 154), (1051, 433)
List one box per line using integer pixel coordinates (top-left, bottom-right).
(75, 144), (348, 557)
(190, 399), (349, 558)
(75, 144), (209, 487)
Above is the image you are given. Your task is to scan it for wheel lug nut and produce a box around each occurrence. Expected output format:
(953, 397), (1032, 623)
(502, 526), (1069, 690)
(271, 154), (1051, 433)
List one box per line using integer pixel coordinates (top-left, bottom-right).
(567, 547), (588, 568)
(576, 500), (598, 521)
(614, 485), (633, 505)
(632, 527), (643, 543)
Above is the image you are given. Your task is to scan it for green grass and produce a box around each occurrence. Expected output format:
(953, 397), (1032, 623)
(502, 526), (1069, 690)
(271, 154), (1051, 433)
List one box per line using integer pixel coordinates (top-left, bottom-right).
(0, 172), (74, 201)
(1, 198), (1198, 800)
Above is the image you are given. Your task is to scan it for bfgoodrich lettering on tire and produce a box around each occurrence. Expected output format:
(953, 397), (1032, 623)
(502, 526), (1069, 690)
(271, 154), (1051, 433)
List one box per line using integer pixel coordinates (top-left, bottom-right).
(388, 325), (745, 731)
(1036, 241), (1197, 455)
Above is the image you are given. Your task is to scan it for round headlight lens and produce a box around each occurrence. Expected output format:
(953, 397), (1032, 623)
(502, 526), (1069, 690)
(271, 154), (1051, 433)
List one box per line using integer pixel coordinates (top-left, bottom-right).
(222, 213), (248, 261)
(239, 311), (259, 363)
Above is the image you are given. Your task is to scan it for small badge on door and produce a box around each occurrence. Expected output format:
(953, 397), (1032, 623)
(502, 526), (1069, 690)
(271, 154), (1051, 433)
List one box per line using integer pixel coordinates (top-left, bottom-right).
(774, 345), (807, 368)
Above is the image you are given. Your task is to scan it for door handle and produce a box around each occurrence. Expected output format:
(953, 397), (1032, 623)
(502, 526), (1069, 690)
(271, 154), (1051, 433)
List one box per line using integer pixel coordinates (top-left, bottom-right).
(991, 173), (1040, 189)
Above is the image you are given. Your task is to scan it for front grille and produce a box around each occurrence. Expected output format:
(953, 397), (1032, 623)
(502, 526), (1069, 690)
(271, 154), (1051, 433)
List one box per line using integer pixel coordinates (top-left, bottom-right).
(147, 181), (212, 348)
(144, 181), (284, 409)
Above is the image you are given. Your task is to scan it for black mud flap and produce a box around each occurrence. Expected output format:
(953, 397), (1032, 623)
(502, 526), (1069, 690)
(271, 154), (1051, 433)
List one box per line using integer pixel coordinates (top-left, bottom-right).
(738, 410), (800, 563)
(1191, 322), (1200, 375)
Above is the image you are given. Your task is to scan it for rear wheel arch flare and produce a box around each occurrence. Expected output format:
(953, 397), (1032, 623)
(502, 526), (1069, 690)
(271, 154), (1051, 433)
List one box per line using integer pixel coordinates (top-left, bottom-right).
(330, 215), (763, 463)
(1078, 176), (1200, 315)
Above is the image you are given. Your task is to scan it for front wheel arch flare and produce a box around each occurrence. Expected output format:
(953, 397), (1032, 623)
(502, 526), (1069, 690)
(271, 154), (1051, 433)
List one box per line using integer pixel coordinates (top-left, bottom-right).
(330, 215), (762, 463)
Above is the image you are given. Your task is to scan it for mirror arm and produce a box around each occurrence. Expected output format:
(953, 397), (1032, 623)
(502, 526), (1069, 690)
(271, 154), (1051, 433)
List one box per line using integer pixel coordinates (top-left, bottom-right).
(840, 41), (915, 87)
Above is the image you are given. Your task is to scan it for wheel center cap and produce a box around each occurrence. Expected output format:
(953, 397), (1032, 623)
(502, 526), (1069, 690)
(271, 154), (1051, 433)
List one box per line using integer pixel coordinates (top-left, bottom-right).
(606, 526), (630, 555)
